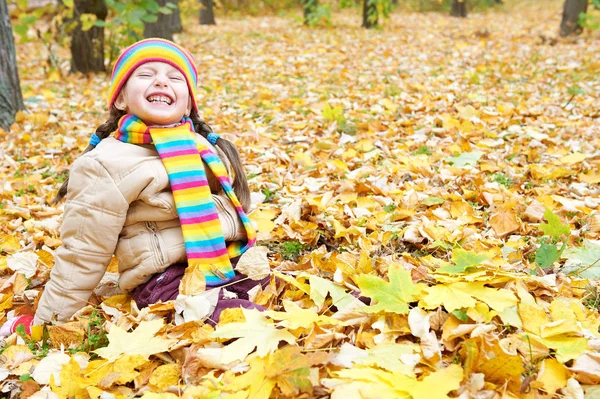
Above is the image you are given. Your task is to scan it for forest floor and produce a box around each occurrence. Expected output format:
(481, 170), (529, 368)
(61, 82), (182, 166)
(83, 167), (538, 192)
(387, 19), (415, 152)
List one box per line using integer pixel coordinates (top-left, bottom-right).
(2, 1), (600, 398)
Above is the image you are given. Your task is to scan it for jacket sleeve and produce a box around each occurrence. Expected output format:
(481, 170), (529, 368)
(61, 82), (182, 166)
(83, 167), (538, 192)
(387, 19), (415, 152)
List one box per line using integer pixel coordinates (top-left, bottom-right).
(34, 156), (128, 324)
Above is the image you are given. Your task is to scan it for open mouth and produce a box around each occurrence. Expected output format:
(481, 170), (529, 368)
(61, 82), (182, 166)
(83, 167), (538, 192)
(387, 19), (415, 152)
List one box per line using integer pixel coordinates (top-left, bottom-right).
(146, 94), (173, 105)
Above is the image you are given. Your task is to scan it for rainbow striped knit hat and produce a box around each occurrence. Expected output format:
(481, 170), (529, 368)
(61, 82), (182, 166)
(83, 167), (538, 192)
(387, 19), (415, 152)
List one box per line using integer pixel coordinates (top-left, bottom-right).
(107, 38), (199, 111)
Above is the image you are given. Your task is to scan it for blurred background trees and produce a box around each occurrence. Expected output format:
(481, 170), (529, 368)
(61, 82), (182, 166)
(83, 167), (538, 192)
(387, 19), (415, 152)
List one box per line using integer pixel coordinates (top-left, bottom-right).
(1, 0), (24, 130)
(3, 0), (599, 83)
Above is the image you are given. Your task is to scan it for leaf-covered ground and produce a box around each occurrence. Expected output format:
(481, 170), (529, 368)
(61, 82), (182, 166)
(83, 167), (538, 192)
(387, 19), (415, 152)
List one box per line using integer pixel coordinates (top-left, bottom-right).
(2, 1), (600, 398)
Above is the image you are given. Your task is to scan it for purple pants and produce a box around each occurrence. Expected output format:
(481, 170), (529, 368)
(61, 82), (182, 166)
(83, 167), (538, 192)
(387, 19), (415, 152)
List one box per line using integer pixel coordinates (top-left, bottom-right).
(131, 263), (270, 325)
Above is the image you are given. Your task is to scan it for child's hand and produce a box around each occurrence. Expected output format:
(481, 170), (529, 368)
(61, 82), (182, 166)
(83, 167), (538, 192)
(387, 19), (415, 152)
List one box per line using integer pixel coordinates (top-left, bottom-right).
(0, 315), (34, 337)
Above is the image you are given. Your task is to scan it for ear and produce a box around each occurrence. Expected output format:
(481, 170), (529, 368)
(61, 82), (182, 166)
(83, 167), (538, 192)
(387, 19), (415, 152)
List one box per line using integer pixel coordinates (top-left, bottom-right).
(187, 97), (192, 115)
(114, 91), (127, 111)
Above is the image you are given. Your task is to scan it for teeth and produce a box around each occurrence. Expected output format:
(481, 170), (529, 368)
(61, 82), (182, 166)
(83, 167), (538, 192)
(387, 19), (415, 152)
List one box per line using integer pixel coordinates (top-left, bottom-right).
(147, 95), (172, 105)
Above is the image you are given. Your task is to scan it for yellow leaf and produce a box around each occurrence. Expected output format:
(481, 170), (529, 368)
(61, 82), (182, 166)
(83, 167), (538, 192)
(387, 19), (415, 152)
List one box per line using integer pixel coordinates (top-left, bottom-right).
(326, 364), (463, 399)
(85, 354), (148, 387)
(180, 264), (207, 296)
(327, 159), (349, 172)
(380, 98), (398, 112)
(149, 363), (181, 391)
(48, 321), (86, 348)
(3, 344), (32, 366)
(212, 308), (296, 363)
(0, 294), (13, 312)
(228, 357), (275, 399)
(266, 300), (346, 329)
(0, 235), (21, 253)
(533, 358), (568, 395)
(50, 358), (90, 399)
(140, 393), (179, 399)
(540, 319), (581, 338)
(421, 284), (477, 312)
(94, 320), (174, 362)
(518, 303), (548, 335)
(249, 208), (278, 234)
(293, 152), (314, 167)
(579, 172), (600, 184)
(477, 350), (524, 386)
(540, 335), (588, 363)
(556, 152), (586, 165)
(489, 207), (520, 237)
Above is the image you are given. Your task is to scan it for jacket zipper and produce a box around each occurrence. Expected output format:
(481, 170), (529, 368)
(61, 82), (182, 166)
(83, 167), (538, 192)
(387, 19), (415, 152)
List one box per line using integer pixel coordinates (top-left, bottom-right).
(213, 196), (234, 240)
(146, 221), (165, 264)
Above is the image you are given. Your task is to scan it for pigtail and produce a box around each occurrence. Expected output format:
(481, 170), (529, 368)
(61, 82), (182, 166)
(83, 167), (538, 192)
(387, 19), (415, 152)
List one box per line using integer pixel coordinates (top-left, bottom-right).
(52, 106), (126, 204)
(189, 110), (251, 213)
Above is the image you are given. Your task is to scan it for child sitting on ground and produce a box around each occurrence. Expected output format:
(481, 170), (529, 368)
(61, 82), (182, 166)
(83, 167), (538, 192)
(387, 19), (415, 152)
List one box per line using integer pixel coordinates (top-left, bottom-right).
(22, 38), (267, 330)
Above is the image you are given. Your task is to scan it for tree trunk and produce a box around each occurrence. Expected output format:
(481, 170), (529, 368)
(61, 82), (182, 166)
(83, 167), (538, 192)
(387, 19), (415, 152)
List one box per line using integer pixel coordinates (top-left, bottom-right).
(0, 0), (24, 131)
(450, 0), (467, 17)
(171, 1), (182, 33)
(70, 0), (107, 73)
(144, 0), (178, 40)
(560, 0), (588, 36)
(200, 0), (216, 25)
(362, 0), (378, 28)
(303, 0), (318, 25)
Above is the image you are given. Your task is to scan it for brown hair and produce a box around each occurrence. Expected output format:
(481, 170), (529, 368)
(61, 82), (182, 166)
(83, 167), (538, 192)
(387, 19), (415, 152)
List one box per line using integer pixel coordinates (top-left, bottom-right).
(54, 107), (251, 212)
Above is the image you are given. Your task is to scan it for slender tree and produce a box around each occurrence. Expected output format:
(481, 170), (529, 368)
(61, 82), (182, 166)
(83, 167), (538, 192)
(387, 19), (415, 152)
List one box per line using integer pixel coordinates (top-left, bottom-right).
(0, 0), (25, 131)
(172, 2), (182, 33)
(144, 0), (180, 40)
(450, 0), (467, 17)
(71, 0), (107, 73)
(363, 0), (378, 28)
(303, 0), (318, 25)
(200, 0), (216, 25)
(560, 0), (588, 36)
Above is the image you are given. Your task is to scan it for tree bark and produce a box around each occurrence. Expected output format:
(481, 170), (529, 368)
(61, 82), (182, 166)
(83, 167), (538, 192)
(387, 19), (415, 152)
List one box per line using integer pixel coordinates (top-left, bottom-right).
(144, 0), (179, 40)
(450, 0), (467, 17)
(362, 0), (378, 28)
(560, 0), (588, 36)
(0, 0), (24, 131)
(200, 0), (216, 25)
(70, 0), (107, 73)
(303, 0), (318, 25)
(171, 1), (182, 33)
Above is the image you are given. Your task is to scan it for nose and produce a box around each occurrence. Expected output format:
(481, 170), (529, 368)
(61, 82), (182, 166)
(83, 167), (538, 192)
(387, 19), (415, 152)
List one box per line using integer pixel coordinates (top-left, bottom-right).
(153, 73), (169, 87)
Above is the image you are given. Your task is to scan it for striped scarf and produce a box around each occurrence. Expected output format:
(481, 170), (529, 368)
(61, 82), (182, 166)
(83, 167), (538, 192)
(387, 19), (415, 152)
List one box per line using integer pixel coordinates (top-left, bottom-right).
(115, 114), (256, 286)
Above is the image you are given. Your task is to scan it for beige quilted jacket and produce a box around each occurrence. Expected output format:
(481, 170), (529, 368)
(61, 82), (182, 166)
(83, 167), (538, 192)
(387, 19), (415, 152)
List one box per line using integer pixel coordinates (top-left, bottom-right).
(34, 136), (246, 324)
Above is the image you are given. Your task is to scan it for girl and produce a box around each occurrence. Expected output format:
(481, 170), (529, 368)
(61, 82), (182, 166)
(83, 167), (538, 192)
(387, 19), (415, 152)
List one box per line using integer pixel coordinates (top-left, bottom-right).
(27, 39), (266, 327)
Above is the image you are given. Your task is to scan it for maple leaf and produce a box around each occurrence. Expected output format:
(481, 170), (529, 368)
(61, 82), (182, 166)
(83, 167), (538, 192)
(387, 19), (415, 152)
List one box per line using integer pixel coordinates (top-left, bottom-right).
(535, 242), (562, 269)
(446, 151), (483, 168)
(50, 358), (90, 399)
(265, 346), (329, 396)
(226, 346), (327, 398)
(324, 364), (463, 399)
(211, 308), (296, 363)
(421, 282), (517, 313)
(538, 209), (570, 239)
(266, 300), (346, 329)
(438, 248), (491, 273)
(85, 354), (148, 387)
(355, 265), (419, 314)
(562, 239), (600, 279)
(308, 274), (356, 309)
(332, 342), (419, 376)
(94, 320), (174, 362)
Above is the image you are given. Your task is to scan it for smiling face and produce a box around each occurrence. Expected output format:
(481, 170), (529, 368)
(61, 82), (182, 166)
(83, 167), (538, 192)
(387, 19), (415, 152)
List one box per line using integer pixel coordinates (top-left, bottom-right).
(114, 61), (192, 126)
